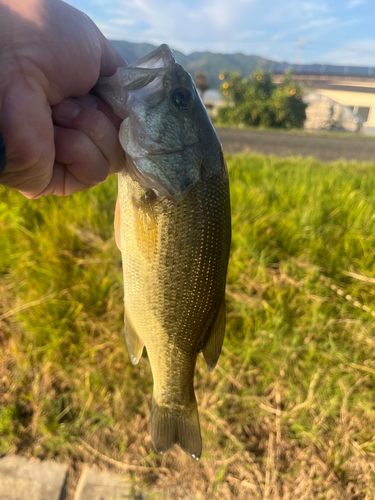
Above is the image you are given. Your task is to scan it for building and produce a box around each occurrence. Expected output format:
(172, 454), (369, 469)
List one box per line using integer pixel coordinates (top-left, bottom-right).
(273, 63), (375, 134)
(202, 89), (225, 118)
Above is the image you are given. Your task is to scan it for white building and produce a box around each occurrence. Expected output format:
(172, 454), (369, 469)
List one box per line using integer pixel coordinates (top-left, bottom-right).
(202, 89), (225, 118)
(273, 63), (375, 134)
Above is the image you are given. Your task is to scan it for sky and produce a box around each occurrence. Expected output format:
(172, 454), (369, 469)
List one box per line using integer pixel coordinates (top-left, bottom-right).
(65, 0), (375, 67)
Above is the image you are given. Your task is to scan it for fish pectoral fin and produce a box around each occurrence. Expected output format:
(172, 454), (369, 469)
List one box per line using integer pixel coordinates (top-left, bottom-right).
(151, 397), (202, 461)
(114, 195), (122, 251)
(124, 313), (144, 365)
(202, 300), (226, 372)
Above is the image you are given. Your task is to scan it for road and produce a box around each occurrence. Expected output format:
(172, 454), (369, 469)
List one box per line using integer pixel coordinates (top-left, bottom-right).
(216, 127), (375, 163)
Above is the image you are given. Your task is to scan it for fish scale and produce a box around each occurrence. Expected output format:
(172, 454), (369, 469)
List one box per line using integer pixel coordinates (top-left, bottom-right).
(96, 44), (231, 459)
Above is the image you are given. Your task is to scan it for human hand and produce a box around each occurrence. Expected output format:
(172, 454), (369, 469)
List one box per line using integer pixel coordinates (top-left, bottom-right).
(0, 0), (126, 198)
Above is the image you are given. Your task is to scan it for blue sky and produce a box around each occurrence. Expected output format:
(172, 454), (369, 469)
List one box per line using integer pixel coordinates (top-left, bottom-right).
(65, 0), (375, 66)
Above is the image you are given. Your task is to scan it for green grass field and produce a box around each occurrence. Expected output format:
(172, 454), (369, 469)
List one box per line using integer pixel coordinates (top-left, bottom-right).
(2, 153), (375, 499)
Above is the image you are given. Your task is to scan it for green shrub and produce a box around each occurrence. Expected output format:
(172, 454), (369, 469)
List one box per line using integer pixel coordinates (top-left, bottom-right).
(218, 68), (307, 129)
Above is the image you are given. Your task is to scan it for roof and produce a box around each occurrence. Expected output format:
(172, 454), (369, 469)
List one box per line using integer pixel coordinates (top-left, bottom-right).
(273, 63), (375, 78)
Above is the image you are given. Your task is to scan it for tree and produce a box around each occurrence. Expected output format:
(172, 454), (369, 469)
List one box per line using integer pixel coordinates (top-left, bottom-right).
(194, 72), (210, 98)
(218, 68), (307, 129)
(271, 70), (306, 129)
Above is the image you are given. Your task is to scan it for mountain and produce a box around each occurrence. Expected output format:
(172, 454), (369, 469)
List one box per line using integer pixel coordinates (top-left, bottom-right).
(109, 40), (279, 89)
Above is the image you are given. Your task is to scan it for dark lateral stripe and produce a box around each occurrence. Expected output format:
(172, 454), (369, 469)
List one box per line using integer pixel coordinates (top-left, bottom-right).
(0, 131), (5, 175)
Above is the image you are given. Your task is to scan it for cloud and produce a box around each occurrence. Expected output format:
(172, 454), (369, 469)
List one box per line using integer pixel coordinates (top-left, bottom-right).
(318, 39), (375, 66)
(347, 0), (366, 8)
(299, 1), (331, 14)
(64, 0), (373, 65)
(202, 0), (240, 29)
(233, 30), (267, 41)
(91, 0), (335, 58)
(298, 17), (336, 30)
(109, 18), (137, 26)
(265, 0), (331, 24)
(82, 0), (261, 54)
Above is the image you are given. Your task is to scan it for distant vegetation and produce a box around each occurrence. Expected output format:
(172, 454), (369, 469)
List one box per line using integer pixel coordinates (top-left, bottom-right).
(194, 72), (210, 97)
(218, 68), (307, 129)
(109, 40), (308, 131)
(2, 154), (375, 497)
(109, 39), (278, 88)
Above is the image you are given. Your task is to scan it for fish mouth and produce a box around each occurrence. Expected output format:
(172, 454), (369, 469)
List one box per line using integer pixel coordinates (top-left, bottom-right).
(130, 142), (201, 159)
(125, 145), (203, 204)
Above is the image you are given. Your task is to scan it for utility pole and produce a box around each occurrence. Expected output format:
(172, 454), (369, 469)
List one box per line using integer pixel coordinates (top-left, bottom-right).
(296, 38), (304, 64)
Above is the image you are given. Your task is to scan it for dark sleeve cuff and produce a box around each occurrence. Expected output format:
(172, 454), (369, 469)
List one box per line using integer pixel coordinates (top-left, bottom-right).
(0, 131), (6, 175)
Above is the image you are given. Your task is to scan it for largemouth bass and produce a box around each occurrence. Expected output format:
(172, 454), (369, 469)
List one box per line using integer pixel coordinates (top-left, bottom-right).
(96, 45), (231, 460)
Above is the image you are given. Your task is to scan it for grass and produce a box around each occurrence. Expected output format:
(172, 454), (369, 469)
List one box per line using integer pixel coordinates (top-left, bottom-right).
(2, 153), (375, 498)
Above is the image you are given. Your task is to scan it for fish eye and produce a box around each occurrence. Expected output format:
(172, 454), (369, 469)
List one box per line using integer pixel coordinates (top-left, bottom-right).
(172, 88), (192, 110)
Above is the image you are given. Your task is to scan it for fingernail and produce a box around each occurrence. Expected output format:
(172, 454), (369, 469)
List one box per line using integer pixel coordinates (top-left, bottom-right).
(54, 99), (81, 120)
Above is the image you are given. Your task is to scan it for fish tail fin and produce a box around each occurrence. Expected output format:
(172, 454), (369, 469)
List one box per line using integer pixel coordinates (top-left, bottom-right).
(151, 397), (202, 461)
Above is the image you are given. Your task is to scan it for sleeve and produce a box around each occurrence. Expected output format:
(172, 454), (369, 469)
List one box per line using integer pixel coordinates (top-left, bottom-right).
(0, 131), (5, 175)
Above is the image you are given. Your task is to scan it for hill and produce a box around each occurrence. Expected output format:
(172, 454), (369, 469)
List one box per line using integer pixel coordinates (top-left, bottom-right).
(109, 39), (278, 89)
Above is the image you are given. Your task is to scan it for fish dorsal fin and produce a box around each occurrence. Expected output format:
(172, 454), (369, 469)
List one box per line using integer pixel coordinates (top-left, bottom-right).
(124, 313), (145, 365)
(114, 196), (122, 251)
(202, 301), (226, 372)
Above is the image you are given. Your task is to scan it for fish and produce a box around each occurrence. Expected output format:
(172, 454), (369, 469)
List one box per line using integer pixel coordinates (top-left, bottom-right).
(95, 44), (231, 460)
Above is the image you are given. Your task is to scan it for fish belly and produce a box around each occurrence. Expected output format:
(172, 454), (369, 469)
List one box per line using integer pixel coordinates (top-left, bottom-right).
(118, 168), (230, 459)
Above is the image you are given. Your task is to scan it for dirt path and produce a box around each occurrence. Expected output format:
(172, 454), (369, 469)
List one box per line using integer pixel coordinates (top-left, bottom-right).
(216, 127), (375, 162)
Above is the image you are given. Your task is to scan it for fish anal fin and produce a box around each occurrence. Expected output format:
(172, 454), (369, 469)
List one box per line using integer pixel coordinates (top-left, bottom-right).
(124, 313), (144, 365)
(114, 196), (122, 251)
(151, 397), (202, 461)
(202, 301), (226, 372)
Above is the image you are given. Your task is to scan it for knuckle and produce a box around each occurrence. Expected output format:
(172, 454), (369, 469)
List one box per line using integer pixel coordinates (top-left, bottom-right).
(2, 134), (54, 195)
(5, 117), (54, 171)
(77, 108), (107, 142)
